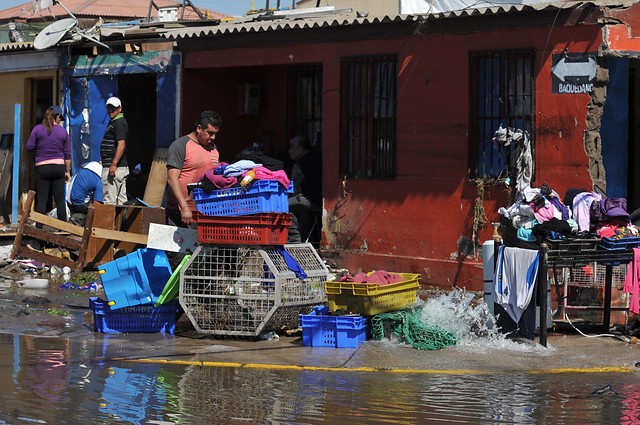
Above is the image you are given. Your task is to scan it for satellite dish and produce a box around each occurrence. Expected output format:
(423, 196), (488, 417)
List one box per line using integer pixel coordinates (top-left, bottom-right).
(33, 17), (77, 50)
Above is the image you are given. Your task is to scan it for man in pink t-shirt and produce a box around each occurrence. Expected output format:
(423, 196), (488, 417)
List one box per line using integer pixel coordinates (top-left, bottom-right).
(165, 110), (221, 227)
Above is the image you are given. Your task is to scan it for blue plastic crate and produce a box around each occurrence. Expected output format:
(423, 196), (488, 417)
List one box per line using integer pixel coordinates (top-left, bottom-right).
(90, 297), (181, 334)
(192, 180), (293, 216)
(599, 236), (640, 250)
(98, 248), (173, 310)
(299, 306), (369, 348)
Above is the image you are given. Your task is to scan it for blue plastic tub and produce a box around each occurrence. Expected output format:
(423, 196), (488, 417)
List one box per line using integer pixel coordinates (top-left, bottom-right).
(299, 306), (369, 348)
(192, 180), (293, 216)
(98, 248), (173, 310)
(90, 297), (181, 334)
(599, 236), (640, 250)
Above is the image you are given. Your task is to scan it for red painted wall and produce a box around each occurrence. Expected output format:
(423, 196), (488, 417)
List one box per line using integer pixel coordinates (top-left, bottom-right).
(180, 22), (603, 291)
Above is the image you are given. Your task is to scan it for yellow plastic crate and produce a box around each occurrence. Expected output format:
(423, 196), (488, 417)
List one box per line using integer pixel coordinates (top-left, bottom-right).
(325, 272), (421, 315)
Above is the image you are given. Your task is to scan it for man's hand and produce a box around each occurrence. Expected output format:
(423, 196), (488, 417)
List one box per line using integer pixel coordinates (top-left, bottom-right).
(109, 163), (117, 178)
(180, 207), (193, 225)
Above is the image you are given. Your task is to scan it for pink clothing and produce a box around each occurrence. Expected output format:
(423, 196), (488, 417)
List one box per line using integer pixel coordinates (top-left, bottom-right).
(532, 204), (554, 222)
(252, 166), (291, 189)
(203, 170), (237, 189)
(166, 136), (219, 210)
(36, 158), (65, 166)
(624, 248), (640, 315)
(339, 270), (404, 285)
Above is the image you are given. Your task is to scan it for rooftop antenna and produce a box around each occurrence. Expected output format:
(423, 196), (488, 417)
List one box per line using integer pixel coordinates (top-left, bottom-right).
(34, 0), (110, 50)
(146, 0), (206, 22)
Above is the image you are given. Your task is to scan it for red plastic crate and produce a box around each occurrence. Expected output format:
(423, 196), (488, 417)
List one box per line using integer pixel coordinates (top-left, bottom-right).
(195, 212), (292, 245)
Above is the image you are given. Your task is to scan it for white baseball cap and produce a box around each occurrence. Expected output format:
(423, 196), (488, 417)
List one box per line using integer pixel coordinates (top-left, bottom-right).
(106, 97), (121, 108)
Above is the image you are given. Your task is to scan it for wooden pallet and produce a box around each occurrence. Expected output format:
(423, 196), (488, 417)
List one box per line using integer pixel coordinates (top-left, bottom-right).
(11, 190), (159, 271)
(12, 190), (93, 271)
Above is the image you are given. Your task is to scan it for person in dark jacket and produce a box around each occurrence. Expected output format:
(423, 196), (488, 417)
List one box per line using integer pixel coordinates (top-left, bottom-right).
(288, 135), (322, 243)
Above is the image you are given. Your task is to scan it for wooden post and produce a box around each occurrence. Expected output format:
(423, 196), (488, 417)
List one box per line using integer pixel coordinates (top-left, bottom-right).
(10, 189), (33, 260)
(76, 206), (95, 271)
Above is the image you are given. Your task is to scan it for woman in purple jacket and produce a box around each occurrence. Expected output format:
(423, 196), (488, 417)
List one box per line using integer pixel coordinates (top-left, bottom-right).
(26, 105), (71, 222)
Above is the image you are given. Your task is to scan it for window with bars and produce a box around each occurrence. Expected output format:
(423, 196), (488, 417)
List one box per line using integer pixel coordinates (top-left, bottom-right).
(340, 55), (397, 179)
(469, 50), (536, 179)
(288, 65), (323, 147)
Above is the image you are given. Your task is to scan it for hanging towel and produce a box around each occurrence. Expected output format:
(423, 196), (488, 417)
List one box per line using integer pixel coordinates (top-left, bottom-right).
(624, 248), (640, 315)
(494, 245), (540, 323)
(276, 248), (307, 280)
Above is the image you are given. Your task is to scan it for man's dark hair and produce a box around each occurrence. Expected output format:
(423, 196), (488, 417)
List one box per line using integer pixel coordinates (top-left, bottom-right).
(195, 110), (222, 130)
(290, 135), (311, 151)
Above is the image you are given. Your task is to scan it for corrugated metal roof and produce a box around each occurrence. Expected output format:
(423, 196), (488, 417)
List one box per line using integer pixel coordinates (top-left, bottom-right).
(0, 41), (32, 50)
(157, 0), (634, 40)
(0, 0), (230, 22)
(158, 10), (422, 39)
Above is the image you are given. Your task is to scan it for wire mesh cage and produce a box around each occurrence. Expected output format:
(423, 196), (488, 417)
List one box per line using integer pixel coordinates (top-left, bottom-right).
(550, 262), (629, 324)
(179, 243), (328, 336)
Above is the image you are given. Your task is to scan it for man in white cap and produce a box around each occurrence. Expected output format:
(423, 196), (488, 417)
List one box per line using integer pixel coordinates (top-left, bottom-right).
(100, 96), (129, 204)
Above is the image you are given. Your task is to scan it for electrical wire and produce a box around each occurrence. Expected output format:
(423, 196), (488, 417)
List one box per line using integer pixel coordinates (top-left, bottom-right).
(564, 312), (629, 343)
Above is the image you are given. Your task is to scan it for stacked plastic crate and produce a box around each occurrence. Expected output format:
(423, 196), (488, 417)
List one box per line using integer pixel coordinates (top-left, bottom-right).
(180, 178), (328, 337)
(298, 272), (421, 348)
(91, 248), (183, 334)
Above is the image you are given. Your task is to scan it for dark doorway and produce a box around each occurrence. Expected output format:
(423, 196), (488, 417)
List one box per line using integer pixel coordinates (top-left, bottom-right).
(26, 78), (54, 193)
(118, 74), (157, 200)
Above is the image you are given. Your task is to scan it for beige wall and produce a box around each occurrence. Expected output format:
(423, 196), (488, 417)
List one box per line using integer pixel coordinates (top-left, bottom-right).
(296, 0), (399, 16)
(0, 69), (59, 197)
(0, 70), (59, 139)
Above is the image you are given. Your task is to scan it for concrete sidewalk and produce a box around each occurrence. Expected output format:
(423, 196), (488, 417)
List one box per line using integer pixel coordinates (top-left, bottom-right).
(9, 301), (637, 375)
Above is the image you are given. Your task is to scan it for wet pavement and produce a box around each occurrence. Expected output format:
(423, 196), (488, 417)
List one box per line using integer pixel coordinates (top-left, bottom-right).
(0, 282), (638, 375)
(2, 261), (640, 424)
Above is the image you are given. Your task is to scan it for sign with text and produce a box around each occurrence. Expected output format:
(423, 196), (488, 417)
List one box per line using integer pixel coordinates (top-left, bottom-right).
(552, 53), (597, 94)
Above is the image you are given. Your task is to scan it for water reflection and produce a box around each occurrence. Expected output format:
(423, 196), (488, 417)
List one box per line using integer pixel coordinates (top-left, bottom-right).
(0, 332), (639, 424)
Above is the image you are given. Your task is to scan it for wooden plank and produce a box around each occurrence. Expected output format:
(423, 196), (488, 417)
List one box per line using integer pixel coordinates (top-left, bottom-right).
(92, 227), (148, 245)
(14, 245), (77, 270)
(77, 207), (95, 271)
(84, 202), (116, 267)
(11, 189), (33, 260)
(116, 205), (165, 252)
(22, 226), (82, 251)
(142, 148), (168, 206)
(29, 211), (85, 236)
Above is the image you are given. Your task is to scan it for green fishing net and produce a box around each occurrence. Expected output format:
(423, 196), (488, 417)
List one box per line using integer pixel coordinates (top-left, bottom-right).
(370, 308), (458, 350)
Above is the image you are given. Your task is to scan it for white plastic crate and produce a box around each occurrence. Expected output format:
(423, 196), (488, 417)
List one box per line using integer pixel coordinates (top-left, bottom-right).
(179, 243), (328, 336)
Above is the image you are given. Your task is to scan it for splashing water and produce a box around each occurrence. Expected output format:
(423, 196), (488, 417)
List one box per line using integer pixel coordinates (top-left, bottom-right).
(417, 289), (554, 354)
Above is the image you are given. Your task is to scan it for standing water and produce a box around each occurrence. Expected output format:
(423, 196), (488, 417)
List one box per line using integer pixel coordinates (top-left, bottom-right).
(0, 287), (638, 424)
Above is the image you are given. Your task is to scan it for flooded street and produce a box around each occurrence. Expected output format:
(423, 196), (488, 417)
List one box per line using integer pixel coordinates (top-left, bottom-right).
(0, 259), (639, 424)
(1, 329), (639, 425)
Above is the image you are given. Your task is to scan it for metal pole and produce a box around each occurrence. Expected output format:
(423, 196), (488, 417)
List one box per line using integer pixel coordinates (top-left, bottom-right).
(603, 265), (613, 333)
(538, 243), (548, 347)
(12, 103), (21, 224)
